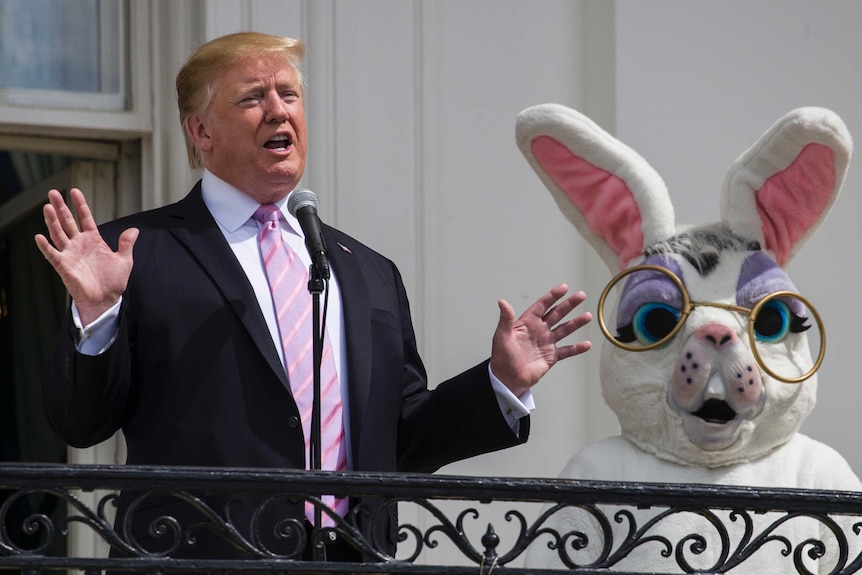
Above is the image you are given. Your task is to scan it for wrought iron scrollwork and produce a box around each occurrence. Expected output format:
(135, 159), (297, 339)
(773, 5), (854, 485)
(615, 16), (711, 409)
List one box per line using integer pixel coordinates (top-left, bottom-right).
(2, 464), (862, 573)
(522, 502), (862, 573)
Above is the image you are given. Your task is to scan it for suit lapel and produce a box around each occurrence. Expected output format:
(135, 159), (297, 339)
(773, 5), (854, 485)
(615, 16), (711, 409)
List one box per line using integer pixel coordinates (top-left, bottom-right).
(323, 227), (372, 461)
(160, 189), (372, 450)
(165, 184), (289, 390)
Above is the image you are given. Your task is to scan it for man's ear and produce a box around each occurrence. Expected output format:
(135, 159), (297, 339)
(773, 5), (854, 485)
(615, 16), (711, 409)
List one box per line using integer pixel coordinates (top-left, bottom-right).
(185, 115), (213, 153)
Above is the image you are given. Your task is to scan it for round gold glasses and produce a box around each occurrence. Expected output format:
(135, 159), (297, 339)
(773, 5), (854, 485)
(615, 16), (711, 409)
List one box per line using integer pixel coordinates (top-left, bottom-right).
(597, 264), (825, 384)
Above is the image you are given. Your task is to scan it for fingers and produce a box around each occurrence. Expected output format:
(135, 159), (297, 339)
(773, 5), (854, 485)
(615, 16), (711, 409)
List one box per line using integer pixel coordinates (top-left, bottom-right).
(34, 233), (59, 266)
(522, 284), (589, 327)
(542, 290), (588, 327)
(41, 196), (65, 250)
(50, 188), (82, 239)
(69, 188), (99, 232)
(117, 227), (140, 258)
(555, 339), (593, 361)
(496, 298), (516, 330)
(528, 284), (593, 351)
(552, 304), (593, 361)
(527, 283), (570, 318)
(40, 188), (99, 249)
(551, 310), (593, 343)
(43, 188), (81, 249)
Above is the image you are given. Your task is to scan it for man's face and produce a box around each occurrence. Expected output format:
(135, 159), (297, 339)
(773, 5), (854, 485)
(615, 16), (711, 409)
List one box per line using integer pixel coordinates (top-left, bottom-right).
(187, 54), (307, 203)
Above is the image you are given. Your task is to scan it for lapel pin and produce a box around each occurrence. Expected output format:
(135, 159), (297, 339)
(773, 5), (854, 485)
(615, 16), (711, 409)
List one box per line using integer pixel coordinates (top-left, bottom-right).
(337, 242), (352, 254)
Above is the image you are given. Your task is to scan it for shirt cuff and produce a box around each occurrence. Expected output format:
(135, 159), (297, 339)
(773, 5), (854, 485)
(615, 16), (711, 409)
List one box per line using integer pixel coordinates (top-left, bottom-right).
(488, 364), (535, 433)
(72, 298), (122, 355)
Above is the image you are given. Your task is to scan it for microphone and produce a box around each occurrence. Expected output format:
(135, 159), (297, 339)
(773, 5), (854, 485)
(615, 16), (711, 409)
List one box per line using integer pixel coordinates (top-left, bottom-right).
(288, 189), (330, 279)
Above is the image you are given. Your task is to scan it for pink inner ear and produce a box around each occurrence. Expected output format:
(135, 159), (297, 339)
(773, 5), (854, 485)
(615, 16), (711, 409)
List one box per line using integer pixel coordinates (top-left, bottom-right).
(532, 136), (643, 269)
(756, 143), (836, 266)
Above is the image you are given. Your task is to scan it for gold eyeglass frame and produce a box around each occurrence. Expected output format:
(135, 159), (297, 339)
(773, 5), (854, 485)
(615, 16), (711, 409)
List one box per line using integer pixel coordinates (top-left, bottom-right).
(596, 264), (826, 384)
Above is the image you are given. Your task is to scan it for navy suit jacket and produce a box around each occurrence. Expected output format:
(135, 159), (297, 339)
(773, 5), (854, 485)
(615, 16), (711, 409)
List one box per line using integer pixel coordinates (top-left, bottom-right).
(44, 182), (528, 558)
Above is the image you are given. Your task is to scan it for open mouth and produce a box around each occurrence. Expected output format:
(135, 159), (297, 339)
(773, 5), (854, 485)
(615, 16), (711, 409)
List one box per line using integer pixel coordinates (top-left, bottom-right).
(692, 399), (736, 424)
(264, 134), (293, 150)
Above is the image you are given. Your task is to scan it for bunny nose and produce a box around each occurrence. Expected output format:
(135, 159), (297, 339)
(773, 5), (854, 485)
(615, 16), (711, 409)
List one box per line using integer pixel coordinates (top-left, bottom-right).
(696, 323), (738, 350)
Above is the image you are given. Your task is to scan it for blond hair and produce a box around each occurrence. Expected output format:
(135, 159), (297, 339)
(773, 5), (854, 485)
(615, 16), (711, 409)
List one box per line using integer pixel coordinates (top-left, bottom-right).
(176, 32), (306, 169)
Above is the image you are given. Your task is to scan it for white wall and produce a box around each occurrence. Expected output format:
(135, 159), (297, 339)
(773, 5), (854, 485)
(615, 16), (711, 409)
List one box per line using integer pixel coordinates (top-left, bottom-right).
(616, 0), (862, 475)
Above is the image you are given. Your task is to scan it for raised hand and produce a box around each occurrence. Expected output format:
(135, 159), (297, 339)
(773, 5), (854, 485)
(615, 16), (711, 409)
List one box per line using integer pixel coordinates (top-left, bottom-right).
(490, 284), (592, 397)
(34, 188), (139, 326)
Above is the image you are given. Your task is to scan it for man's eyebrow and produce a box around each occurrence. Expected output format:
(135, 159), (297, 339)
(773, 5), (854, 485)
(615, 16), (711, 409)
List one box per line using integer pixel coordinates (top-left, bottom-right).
(227, 82), (267, 101)
(237, 79), (266, 91)
(236, 77), (300, 92)
(276, 78), (301, 90)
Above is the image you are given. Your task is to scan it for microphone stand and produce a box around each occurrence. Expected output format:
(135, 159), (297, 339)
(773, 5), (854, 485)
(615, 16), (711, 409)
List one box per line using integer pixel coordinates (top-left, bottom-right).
(306, 263), (326, 561)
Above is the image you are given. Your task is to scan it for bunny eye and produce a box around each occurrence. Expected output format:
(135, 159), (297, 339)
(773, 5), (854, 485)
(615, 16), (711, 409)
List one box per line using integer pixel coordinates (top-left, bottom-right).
(752, 299), (810, 343)
(753, 300), (790, 342)
(617, 302), (682, 346)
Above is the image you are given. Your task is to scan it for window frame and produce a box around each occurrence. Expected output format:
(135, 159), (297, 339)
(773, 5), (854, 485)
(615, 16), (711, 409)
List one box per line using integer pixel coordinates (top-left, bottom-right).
(0, 0), (151, 138)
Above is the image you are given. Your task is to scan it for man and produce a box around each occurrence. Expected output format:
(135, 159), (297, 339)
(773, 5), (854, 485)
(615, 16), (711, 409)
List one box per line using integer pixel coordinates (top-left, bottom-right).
(35, 32), (592, 562)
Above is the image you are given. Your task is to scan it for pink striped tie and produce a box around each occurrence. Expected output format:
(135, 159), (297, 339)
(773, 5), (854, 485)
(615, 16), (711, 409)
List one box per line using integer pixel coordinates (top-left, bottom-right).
(253, 205), (348, 525)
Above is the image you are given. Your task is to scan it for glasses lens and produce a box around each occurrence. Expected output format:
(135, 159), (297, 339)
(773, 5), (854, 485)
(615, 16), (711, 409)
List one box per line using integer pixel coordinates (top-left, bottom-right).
(600, 266), (687, 350)
(750, 292), (823, 382)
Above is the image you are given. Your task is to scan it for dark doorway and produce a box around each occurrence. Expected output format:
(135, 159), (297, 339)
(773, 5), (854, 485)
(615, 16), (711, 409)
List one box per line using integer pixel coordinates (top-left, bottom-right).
(0, 150), (71, 556)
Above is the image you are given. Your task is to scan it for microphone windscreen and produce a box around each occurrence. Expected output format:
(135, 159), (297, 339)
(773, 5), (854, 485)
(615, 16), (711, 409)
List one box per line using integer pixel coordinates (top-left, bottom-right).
(287, 188), (320, 217)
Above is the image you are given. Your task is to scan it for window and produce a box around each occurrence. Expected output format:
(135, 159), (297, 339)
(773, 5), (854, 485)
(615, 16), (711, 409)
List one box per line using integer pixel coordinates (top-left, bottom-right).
(0, 0), (129, 111)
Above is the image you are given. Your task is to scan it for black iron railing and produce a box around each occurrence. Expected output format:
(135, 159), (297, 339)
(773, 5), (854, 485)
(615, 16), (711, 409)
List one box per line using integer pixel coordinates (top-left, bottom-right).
(1, 463), (862, 573)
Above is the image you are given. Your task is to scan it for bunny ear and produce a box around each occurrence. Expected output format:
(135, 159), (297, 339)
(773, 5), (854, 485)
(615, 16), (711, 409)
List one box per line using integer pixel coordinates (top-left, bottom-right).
(721, 107), (852, 268)
(516, 104), (675, 272)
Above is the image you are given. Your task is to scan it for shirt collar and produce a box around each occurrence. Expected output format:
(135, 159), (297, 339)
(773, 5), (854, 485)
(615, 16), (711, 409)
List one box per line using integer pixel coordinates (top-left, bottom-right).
(200, 169), (304, 237)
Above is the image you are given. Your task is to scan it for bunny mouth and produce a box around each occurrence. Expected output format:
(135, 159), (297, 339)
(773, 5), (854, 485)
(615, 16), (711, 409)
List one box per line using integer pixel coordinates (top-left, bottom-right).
(692, 399), (737, 424)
